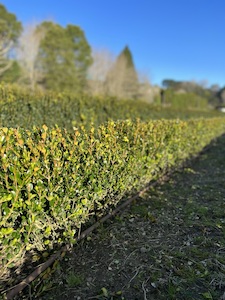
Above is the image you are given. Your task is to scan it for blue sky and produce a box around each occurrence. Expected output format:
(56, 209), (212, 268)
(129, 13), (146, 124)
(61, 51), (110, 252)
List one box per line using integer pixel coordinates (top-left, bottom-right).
(1, 0), (225, 87)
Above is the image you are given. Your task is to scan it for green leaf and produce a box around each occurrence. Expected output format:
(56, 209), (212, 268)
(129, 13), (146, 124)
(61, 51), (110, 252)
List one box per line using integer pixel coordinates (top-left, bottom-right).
(202, 292), (213, 299)
(101, 287), (108, 297)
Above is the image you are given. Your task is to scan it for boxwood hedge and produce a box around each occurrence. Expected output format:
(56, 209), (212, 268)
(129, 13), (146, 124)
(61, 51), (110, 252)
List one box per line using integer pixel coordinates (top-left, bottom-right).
(0, 117), (225, 278)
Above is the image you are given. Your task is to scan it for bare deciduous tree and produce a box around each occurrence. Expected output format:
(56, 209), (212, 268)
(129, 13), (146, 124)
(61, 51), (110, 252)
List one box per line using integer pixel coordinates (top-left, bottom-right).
(87, 48), (115, 96)
(16, 22), (45, 90)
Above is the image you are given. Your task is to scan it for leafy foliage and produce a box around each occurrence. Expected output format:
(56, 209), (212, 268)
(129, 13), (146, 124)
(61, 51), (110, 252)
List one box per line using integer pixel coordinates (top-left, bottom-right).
(0, 60), (22, 83)
(0, 117), (225, 280)
(36, 22), (92, 92)
(0, 4), (22, 77)
(0, 4), (22, 41)
(163, 89), (209, 110)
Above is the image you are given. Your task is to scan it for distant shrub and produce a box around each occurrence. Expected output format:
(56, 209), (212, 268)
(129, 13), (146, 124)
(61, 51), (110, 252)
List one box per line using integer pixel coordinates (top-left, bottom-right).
(164, 89), (208, 110)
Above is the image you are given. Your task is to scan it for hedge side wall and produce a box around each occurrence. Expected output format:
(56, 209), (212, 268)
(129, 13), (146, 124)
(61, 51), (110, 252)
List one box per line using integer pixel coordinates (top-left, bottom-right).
(0, 117), (225, 277)
(0, 84), (222, 132)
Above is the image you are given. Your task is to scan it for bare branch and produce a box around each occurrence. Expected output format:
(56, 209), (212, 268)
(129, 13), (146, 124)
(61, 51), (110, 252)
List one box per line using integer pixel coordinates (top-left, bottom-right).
(0, 40), (13, 56)
(16, 22), (45, 90)
(0, 32), (14, 75)
(0, 60), (12, 75)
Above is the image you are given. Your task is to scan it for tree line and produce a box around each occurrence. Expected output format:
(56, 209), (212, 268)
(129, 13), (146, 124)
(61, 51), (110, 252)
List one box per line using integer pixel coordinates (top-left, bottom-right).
(162, 79), (225, 107)
(0, 4), (156, 101)
(0, 4), (224, 106)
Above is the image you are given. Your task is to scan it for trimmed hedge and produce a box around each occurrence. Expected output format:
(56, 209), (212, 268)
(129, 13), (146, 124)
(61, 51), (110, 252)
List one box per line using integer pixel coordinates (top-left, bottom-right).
(0, 117), (225, 277)
(0, 84), (223, 132)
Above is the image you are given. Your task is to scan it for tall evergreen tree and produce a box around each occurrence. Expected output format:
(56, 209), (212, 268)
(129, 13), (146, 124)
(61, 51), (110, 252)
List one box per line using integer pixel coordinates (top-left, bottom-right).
(105, 46), (139, 99)
(120, 46), (136, 68)
(16, 22), (45, 90)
